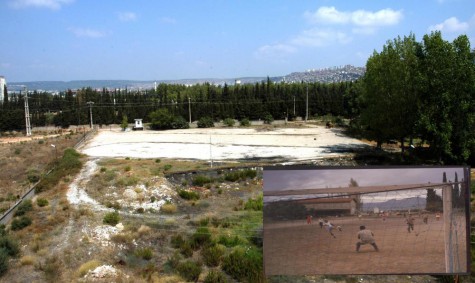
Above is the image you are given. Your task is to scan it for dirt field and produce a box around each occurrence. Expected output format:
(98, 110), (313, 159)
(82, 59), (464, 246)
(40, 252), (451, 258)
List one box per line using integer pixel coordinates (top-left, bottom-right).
(264, 214), (468, 275)
(80, 125), (368, 161)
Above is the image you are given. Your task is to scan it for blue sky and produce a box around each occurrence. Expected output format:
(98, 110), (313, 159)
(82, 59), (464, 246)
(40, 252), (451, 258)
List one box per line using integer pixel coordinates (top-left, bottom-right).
(1, 0), (474, 82)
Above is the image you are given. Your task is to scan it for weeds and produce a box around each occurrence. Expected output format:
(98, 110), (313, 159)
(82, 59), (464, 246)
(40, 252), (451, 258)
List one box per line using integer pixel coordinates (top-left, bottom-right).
(103, 211), (120, 226)
(176, 260), (202, 282)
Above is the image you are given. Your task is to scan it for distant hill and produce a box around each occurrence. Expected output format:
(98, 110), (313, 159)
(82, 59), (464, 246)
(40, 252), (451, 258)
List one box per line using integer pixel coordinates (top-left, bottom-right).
(362, 197), (426, 212)
(9, 65), (365, 92)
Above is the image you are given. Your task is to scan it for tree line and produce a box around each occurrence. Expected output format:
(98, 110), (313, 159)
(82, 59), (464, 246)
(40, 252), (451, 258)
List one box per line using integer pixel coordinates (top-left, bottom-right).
(1, 31), (474, 164)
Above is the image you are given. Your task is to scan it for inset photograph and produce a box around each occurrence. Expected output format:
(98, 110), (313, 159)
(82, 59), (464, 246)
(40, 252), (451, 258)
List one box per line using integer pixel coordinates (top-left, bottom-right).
(263, 166), (470, 275)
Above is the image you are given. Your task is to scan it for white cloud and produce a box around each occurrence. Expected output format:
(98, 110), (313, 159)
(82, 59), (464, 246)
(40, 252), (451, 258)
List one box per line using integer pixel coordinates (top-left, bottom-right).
(304, 6), (403, 27)
(9, 0), (73, 10)
(255, 44), (296, 59)
(428, 17), (470, 33)
(68, 27), (106, 38)
(291, 28), (352, 47)
(160, 17), (177, 24)
(118, 12), (137, 22)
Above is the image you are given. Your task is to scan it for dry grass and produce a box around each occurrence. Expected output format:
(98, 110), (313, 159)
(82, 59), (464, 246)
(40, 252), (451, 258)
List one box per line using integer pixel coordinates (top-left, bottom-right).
(20, 255), (36, 266)
(76, 259), (102, 277)
(160, 203), (178, 214)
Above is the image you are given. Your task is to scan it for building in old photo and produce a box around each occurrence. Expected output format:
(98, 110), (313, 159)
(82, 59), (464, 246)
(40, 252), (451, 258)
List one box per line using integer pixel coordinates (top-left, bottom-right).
(294, 197), (357, 216)
(0, 76), (5, 104)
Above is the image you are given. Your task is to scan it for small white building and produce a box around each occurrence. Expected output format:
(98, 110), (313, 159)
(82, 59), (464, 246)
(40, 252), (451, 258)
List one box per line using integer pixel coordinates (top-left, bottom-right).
(0, 76), (5, 104)
(133, 119), (143, 130)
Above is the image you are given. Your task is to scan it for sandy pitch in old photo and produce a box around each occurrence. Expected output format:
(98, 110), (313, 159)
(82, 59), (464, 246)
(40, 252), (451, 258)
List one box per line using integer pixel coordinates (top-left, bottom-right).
(263, 167), (470, 275)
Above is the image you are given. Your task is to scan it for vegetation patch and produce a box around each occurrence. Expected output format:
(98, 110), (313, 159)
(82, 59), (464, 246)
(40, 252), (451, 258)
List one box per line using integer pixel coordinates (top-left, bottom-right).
(103, 211), (120, 226)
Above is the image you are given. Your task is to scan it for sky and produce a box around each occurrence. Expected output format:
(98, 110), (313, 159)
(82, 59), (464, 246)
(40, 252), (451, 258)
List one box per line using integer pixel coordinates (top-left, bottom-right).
(263, 167), (467, 202)
(1, 0), (475, 82)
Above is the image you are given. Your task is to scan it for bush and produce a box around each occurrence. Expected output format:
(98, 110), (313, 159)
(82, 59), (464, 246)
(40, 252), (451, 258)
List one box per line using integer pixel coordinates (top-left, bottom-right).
(263, 113), (274, 124)
(191, 226), (212, 248)
(149, 109), (189, 130)
(0, 250), (8, 276)
(179, 241), (193, 258)
(135, 247), (153, 260)
(77, 259), (101, 277)
(0, 236), (19, 257)
(178, 190), (200, 201)
(192, 175), (212, 186)
(224, 169), (257, 182)
(244, 194), (263, 211)
(36, 198), (49, 207)
(161, 203), (177, 214)
(240, 118), (251, 126)
(223, 118), (235, 127)
(27, 169), (40, 183)
(103, 211), (120, 226)
(197, 116), (214, 128)
(202, 244), (225, 267)
(222, 246), (263, 283)
(204, 270), (228, 283)
(14, 199), (33, 216)
(163, 164), (173, 171)
(11, 216), (32, 230)
(217, 235), (245, 247)
(171, 234), (185, 249)
(177, 260), (202, 282)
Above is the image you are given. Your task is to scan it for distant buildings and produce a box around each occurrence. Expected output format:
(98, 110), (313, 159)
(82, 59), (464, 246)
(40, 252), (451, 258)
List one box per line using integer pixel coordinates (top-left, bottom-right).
(0, 76), (5, 104)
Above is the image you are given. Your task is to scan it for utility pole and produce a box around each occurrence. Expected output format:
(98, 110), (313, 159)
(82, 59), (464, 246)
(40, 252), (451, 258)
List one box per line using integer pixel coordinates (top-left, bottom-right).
(188, 97), (192, 124)
(24, 87), (32, 136)
(293, 96), (296, 116)
(305, 84), (308, 122)
(86, 101), (94, 129)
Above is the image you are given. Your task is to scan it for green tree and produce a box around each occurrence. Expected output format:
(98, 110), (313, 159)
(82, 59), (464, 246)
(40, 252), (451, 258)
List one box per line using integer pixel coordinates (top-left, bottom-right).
(120, 115), (128, 131)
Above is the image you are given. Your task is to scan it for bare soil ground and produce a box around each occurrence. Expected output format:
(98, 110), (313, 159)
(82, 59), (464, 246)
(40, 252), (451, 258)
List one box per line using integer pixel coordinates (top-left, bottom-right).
(264, 214), (468, 275)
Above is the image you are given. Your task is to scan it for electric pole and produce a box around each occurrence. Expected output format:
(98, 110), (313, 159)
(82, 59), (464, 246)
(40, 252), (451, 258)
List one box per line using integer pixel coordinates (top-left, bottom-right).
(305, 84), (308, 122)
(86, 101), (94, 128)
(188, 97), (191, 124)
(293, 96), (296, 116)
(24, 87), (32, 136)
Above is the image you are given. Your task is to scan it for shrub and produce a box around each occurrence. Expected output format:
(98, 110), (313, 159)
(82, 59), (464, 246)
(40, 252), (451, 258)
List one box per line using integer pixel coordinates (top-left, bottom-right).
(20, 255), (36, 265)
(135, 247), (153, 260)
(0, 250), (8, 276)
(27, 169), (41, 183)
(124, 165), (131, 172)
(36, 198), (49, 207)
(179, 241), (193, 258)
(14, 199), (33, 216)
(161, 203), (177, 214)
(223, 118), (235, 127)
(224, 169), (257, 182)
(244, 194), (263, 211)
(177, 260), (202, 282)
(178, 190), (200, 201)
(204, 270), (228, 283)
(165, 252), (182, 270)
(171, 234), (185, 248)
(240, 118), (250, 126)
(105, 201), (121, 210)
(201, 244), (225, 267)
(103, 211), (120, 226)
(192, 175), (212, 186)
(0, 235), (19, 257)
(263, 113), (274, 124)
(77, 259), (101, 277)
(222, 246), (263, 283)
(155, 159), (161, 163)
(217, 235), (245, 247)
(197, 117), (214, 128)
(11, 216), (32, 231)
(163, 164), (173, 171)
(191, 226), (212, 248)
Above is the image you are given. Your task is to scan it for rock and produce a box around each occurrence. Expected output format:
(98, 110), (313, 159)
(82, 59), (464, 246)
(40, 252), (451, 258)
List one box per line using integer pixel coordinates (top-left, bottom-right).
(123, 189), (137, 199)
